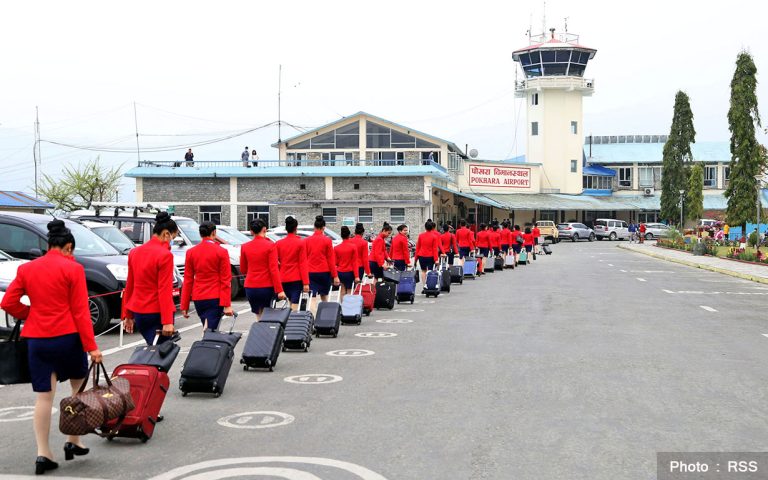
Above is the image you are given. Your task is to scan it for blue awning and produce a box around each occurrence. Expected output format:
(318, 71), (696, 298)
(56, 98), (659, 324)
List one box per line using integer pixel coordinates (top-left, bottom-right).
(583, 164), (616, 176)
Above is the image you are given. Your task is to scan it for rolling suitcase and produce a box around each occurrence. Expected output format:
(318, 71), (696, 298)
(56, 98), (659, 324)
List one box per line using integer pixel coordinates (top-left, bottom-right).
(341, 283), (365, 325)
(360, 280), (376, 315)
(543, 244), (552, 255)
(483, 258), (495, 273)
(315, 287), (342, 337)
(449, 265), (464, 284)
(128, 332), (181, 373)
(438, 258), (451, 293)
(259, 300), (290, 327)
(374, 281), (395, 310)
(463, 257), (478, 279)
(494, 256), (504, 271)
(382, 268), (400, 284)
(179, 315), (241, 397)
(423, 268), (441, 298)
(284, 292), (314, 351)
(241, 322), (283, 371)
(518, 250), (529, 265)
(104, 364), (169, 442)
(396, 271), (416, 304)
(400, 269), (420, 284)
(504, 253), (516, 269)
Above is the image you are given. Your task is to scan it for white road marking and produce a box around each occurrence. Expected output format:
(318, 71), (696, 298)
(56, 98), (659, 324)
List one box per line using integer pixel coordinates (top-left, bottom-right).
(375, 319), (413, 324)
(217, 411), (295, 430)
(636, 278), (646, 282)
(607, 263), (614, 267)
(284, 374), (343, 385)
(663, 289), (675, 294)
(354, 332), (398, 338)
(237, 308), (251, 315)
(620, 269), (627, 273)
(0, 406), (57, 422)
(663, 290), (768, 295)
(699, 306), (718, 312)
(148, 456), (389, 480)
(181, 467), (322, 480)
(393, 308), (423, 313)
(762, 334), (768, 339)
(326, 349), (375, 357)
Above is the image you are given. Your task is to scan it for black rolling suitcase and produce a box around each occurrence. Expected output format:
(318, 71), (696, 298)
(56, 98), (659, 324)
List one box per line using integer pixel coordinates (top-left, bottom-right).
(439, 258), (452, 292)
(494, 256), (504, 271)
(241, 322), (283, 371)
(180, 315), (242, 397)
(374, 281), (396, 310)
(382, 268), (400, 284)
(315, 287), (342, 337)
(260, 300), (290, 327)
(284, 293), (313, 352)
(449, 264), (464, 284)
(543, 244), (552, 255)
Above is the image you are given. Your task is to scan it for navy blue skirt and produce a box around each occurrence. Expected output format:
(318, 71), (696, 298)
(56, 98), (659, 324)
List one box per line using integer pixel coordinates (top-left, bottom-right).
(478, 248), (490, 258)
(246, 287), (275, 315)
(369, 261), (384, 279)
(194, 298), (224, 331)
(418, 256), (435, 271)
(501, 244), (510, 254)
(338, 271), (355, 290)
(281, 281), (303, 304)
(459, 247), (471, 259)
(393, 260), (407, 271)
(309, 272), (332, 296)
(27, 333), (88, 392)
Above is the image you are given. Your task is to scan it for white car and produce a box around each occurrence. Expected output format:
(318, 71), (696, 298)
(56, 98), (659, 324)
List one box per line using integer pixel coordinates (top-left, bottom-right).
(642, 223), (671, 240)
(268, 225), (342, 246)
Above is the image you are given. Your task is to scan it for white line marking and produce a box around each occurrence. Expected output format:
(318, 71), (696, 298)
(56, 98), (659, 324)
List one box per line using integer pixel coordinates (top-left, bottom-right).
(699, 306), (717, 312)
(102, 322), (202, 356)
(762, 334), (768, 339)
(237, 308), (251, 315)
(620, 269), (627, 272)
(636, 278), (646, 282)
(607, 263), (614, 267)
(663, 289), (675, 294)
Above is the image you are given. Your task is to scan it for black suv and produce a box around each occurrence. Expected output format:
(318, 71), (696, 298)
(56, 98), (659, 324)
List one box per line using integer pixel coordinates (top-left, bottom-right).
(0, 213), (133, 333)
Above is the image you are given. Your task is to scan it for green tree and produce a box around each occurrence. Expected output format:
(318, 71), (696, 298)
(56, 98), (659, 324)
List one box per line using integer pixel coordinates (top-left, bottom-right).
(660, 91), (696, 224)
(39, 157), (123, 212)
(686, 163), (704, 222)
(725, 51), (764, 228)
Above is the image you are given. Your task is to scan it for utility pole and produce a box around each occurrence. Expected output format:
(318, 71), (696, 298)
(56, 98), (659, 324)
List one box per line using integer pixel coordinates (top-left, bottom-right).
(278, 64), (282, 144)
(134, 102), (141, 165)
(34, 106), (41, 197)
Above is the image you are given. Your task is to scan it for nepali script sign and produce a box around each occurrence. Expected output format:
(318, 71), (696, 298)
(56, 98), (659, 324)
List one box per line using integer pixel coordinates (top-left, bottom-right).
(468, 164), (531, 188)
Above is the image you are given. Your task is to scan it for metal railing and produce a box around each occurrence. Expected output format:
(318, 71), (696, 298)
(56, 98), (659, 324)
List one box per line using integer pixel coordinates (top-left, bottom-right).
(138, 159), (449, 172)
(515, 77), (594, 91)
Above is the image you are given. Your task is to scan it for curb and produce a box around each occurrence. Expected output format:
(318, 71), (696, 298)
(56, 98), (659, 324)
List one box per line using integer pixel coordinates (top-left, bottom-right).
(616, 244), (768, 285)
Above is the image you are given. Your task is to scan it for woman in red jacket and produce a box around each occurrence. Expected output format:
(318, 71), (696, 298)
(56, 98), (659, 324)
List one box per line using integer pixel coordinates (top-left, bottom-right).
(490, 224), (502, 258)
(475, 223), (490, 274)
(123, 212), (178, 345)
(500, 222), (512, 260)
(369, 223), (393, 280)
(415, 221), (440, 280)
(523, 226), (535, 257)
(241, 218), (286, 318)
(1, 220), (102, 474)
(276, 216), (310, 309)
(180, 221), (234, 331)
(455, 219), (475, 266)
(532, 223), (542, 254)
(440, 224), (459, 265)
(334, 226), (361, 301)
(391, 224), (411, 271)
(352, 223), (371, 280)
(305, 215), (340, 303)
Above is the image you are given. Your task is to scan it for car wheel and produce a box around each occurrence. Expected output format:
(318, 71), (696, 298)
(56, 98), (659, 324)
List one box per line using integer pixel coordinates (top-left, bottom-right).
(596, 236), (603, 241)
(572, 233), (578, 242)
(645, 233), (654, 240)
(88, 291), (111, 334)
(230, 269), (241, 299)
(589, 233), (595, 242)
(609, 232), (617, 241)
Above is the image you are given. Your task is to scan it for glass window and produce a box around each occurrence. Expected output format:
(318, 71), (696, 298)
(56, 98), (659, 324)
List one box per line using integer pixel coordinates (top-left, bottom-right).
(310, 131), (335, 148)
(421, 151), (439, 164)
(322, 208), (337, 224)
(391, 130), (416, 148)
(390, 208), (406, 223)
(0, 223), (46, 259)
(366, 121), (390, 134)
(175, 218), (203, 245)
(335, 122), (359, 135)
(199, 205), (222, 225)
(541, 51), (556, 62)
(539, 210), (557, 221)
(704, 166), (717, 187)
(556, 50), (571, 62)
(531, 122), (539, 136)
(117, 220), (146, 244)
(544, 63), (568, 75)
(519, 53), (531, 66)
(568, 64), (586, 76)
(570, 121), (578, 135)
(366, 134), (390, 149)
(91, 226), (134, 254)
(415, 138), (439, 148)
(524, 66), (543, 77)
(531, 93), (539, 106)
(618, 167), (632, 187)
(570, 160), (577, 173)
(289, 139), (310, 149)
(530, 51), (541, 63)
(246, 205), (270, 227)
(335, 134), (359, 149)
(639, 167), (654, 187)
(724, 166), (731, 181)
(358, 208), (373, 223)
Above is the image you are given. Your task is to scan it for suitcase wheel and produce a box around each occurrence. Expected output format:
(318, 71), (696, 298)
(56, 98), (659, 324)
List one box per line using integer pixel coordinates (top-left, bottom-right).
(182, 392), (188, 397)
(269, 366), (274, 372)
(141, 435), (149, 443)
(282, 346), (286, 352)
(214, 392), (221, 398)
(243, 365), (249, 371)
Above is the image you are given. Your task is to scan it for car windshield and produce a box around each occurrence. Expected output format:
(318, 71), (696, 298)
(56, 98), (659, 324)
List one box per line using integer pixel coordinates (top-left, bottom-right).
(217, 227), (250, 245)
(37, 222), (120, 257)
(175, 219), (202, 245)
(594, 221), (608, 227)
(557, 224), (570, 228)
(91, 226), (135, 254)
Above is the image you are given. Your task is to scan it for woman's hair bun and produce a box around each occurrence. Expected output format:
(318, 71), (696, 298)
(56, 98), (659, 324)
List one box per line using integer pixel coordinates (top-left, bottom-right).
(315, 215), (324, 221)
(156, 211), (171, 223)
(47, 219), (68, 234)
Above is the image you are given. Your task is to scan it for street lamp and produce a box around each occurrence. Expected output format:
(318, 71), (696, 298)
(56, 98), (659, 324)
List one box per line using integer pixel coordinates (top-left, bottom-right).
(679, 189), (685, 229)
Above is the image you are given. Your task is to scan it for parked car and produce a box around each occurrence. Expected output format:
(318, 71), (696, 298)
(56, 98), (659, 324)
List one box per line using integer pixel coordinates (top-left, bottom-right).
(535, 220), (560, 243)
(268, 225), (343, 246)
(642, 223), (671, 240)
(71, 206), (244, 298)
(0, 249), (28, 330)
(216, 225), (252, 246)
(594, 218), (629, 241)
(0, 213), (131, 333)
(557, 223), (595, 242)
(697, 219), (719, 228)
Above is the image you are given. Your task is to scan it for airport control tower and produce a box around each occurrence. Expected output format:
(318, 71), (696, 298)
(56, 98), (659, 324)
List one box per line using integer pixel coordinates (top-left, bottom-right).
(512, 28), (596, 194)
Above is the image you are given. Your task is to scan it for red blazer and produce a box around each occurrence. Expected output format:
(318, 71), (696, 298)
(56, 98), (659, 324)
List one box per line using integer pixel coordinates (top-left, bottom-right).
(390, 233), (410, 263)
(304, 231), (338, 277)
(440, 231), (458, 253)
(430, 229), (444, 254)
(1, 250), (97, 352)
(123, 237), (176, 325)
(370, 233), (390, 266)
(500, 229), (512, 245)
(456, 227), (475, 249)
(523, 233), (535, 246)
(532, 227), (541, 238)
(241, 236), (283, 292)
(490, 230), (502, 248)
(180, 240), (232, 311)
(476, 230), (491, 249)
(276, 233), (310, 284)
(352, 235), (371, 275)
(512, 229), (523, 244)
(415, 231), (439, 261)
(334, 239), (360, 273)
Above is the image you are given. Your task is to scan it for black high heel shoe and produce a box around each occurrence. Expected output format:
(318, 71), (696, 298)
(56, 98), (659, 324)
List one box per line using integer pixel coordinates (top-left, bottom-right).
(35, 456), (58, 475)
(63, 442), (89, 461)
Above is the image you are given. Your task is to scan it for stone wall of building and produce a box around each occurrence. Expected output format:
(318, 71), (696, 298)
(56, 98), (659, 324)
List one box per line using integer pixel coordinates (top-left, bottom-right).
(238, 178), (325, 202)
(333, 176), (423, 201)
(143, 177), (230, 202)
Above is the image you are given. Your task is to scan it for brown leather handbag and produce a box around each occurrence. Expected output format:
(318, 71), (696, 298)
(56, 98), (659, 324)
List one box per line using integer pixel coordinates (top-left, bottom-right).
(59, 362), (134, 436)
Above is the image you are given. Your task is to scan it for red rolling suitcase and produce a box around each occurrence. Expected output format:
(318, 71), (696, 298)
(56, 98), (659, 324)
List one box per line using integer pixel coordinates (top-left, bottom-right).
(104, 364), (169, 442)
(359, 278), (376, 316)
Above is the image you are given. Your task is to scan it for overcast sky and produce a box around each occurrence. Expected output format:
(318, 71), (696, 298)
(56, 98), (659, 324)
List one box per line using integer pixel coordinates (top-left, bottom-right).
(1, 0), (766, 199)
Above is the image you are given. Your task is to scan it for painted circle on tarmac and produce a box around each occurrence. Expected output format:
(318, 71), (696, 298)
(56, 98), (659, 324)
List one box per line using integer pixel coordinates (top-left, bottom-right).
(354, 332), (398, 338)
(375, 318), (413, 324)
(413, 300), (435, 304)
(148, 456), (389, 480)
(394, 308), (423, 313)
(325, 349), (375, 357)
(0, 406), (57, 422)
(284, 374), (343, 385)
(217, 411), (295, 430)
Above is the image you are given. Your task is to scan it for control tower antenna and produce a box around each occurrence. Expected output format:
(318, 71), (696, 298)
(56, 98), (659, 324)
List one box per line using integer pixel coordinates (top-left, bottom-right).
(542, 0), (547, 37)
(564, 16), (569, 33)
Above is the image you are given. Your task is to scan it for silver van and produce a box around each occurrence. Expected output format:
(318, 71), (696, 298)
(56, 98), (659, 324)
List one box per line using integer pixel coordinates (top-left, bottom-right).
(594, 218), (629, 241)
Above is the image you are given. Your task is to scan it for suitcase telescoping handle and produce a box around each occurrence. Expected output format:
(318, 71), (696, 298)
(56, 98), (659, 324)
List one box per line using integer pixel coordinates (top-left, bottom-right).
(152, 330), (181, 345)
(297, 291), (313, 312)
(271, 298), (290, 310)
(330, 284), (341, 303)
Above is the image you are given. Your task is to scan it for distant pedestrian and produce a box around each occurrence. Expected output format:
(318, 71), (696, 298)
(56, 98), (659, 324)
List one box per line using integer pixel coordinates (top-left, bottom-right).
(242, 147), (250, 167)
(638, 223), (646, 244)
(723, 223), (730, 241)
(184, 148), (194, 167)
(628, 223), (637, 243)
(251, 149), (259, 167)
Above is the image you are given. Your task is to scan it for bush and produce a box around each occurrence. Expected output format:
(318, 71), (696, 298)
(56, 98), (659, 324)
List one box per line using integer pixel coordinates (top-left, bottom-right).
(748, 231), (759, 247)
